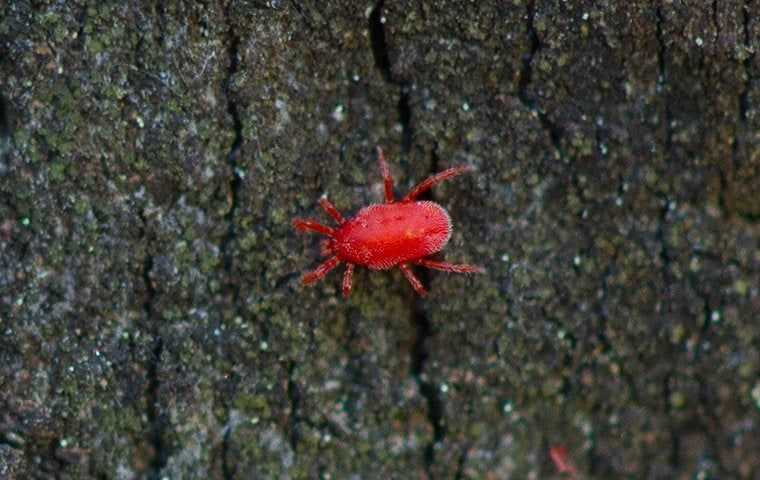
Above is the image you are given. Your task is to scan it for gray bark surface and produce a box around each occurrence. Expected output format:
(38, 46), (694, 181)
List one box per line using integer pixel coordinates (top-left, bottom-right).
(2, 1), (760, 478)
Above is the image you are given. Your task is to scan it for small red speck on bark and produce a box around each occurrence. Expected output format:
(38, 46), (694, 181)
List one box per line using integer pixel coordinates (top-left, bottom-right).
(549, 445), (577, 479)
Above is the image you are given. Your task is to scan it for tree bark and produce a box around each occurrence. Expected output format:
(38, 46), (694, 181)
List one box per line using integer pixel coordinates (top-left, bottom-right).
(1, 1), (759, 478)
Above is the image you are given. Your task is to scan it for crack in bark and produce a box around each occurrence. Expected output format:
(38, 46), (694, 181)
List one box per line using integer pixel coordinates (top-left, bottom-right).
(728, 0), (756, 220)
(221, 424), (234, 480)
(691, 280), (713, 362)
(687, 294), (724, 472)
(74, 4), (88, 51)
(409, 148), (449, 475)
(221, 2), (243, 275)
(654, 197), (680, 475)
(453, 443), (469, 480)
(654, 20), (675, 453)
(138, 210), (168, 479)
(410, 298), (445, 476)
(155, 0), (167, 46)
(218, 2), (245, 475)
(369, 0), (412, 153)
(517, 0), (591, 210)
(146, 336), (166, 480)
(712, 0), (719, 39)
(517, 0), (565, 158)
(662, 371), (680, 471)
(686, 261), (724, 471)
(286, 361), (302, 454)
(653, 24), (678, 466)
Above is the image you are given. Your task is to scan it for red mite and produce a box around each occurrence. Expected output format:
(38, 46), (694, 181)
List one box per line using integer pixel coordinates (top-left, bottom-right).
(292, 146), (485, 297)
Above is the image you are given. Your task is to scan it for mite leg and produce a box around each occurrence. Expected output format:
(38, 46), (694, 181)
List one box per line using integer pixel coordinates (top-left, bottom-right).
(318, 196), (345, 225)
(342, 263), (355, 298)
(292, 218), (335, 237)
(376, 146), (395, 203)
(413, 258), (485, 274)
(399, 263), (427, 296)
(302, 256), (340, 285)
(402, 165), (474, 202)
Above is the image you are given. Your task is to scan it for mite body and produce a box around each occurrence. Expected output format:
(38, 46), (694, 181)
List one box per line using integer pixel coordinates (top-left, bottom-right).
(293, 147), (484, 297)
(333, 201), (451, 269)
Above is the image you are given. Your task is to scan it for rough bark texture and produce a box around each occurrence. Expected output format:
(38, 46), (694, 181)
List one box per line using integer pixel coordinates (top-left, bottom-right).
(2, 1), (760, 479)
